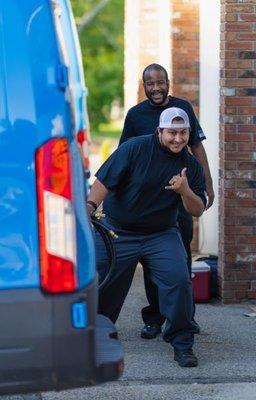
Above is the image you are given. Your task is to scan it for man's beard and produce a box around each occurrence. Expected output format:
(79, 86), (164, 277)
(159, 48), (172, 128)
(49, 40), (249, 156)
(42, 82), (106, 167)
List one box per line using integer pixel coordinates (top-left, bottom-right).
(145, 90), (169, 106)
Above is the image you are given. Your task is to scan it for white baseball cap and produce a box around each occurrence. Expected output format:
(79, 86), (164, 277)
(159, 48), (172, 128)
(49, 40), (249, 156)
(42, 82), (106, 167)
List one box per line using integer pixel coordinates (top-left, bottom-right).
(159, 107), (190, 129)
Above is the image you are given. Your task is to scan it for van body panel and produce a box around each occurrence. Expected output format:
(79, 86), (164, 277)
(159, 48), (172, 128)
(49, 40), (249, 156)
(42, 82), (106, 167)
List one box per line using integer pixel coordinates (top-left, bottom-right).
(0, 0), (95, 290)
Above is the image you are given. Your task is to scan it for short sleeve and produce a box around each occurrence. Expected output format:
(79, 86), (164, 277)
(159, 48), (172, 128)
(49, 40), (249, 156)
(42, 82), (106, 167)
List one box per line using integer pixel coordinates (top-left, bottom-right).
(186, 103), (206, 147)
(95, 143), (131, 190)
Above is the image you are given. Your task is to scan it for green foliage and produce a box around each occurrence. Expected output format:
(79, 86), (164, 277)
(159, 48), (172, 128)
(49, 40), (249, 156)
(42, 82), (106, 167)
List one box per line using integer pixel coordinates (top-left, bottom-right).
(70, 0), (124, 131)
(70, 0), (90, 16)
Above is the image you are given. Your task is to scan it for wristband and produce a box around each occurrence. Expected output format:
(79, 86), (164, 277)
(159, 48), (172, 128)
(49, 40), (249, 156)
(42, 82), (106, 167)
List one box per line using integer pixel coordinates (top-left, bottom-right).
(86, 200), (97, 211)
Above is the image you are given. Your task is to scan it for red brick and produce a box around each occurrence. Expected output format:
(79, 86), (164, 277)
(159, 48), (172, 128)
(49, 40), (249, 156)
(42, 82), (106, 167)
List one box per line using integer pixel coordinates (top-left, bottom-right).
(237, 33), (256, 41)
(221, 70), (238, 78)
(226, 4), (254, 13)
(247, 291), (256, 299)
(239, 236), (256, 244)
(224, 78), (254, 87)
(225, 151), (251, 160)
(225, 225), (253, 235)
(237, 161), (256, 169)
(235, 291), (248, 300)
(223, 271), (236, 281)
(223, 281), (250, 290)
(225, 41), (253, 50)
(223, 0), (256, 2)
(223, 160), (237, 170)
(222, 290), (236, 300)
(239, 125), (256, 133)
(226, 244), (253, 253)
(220, 50), (239, 59)
(237, 142), (256, 151)
(221, 106), (237, 114)
(225, 187), (253, 199)
(225, 206), (254, 216)
(223, 59), (253, 69)
(221, 124), (238, 133)
(225, 142), (237, 151)
(225, 97), (252, 106)
(225, 22), (253, 31)
(237, 181), (256, 189)
(224, 13), (238, 22)
(236, 198), (256, 207)
(239, 14), (256, 22)
(237, 107), (256, 115)
(225, 133), (251, 141)
(236, 271), (253, 281)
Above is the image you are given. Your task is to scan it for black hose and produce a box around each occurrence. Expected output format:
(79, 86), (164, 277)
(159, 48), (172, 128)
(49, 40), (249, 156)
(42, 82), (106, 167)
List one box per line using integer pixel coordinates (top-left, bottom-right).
(91, 216), (116, 292)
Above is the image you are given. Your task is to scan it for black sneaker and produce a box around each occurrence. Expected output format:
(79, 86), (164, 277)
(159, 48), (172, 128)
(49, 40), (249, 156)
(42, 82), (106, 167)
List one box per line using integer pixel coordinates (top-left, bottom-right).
(141, 324), (161, 339)
(174, 349), (198, 367)
(191, 319), (200, 334)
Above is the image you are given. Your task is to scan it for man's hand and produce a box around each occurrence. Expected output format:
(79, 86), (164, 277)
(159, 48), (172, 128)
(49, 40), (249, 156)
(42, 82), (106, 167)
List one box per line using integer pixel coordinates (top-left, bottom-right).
(206, 185), (215, 210)
(165, 168), (189, 195)
(190, 142), (214, 211)
(166, 167), (205, 217)
(86, 201), (97, 217)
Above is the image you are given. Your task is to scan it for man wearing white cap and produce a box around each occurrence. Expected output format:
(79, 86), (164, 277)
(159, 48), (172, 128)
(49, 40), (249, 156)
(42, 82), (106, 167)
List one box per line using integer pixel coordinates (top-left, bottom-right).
(87, 107), (206, 367)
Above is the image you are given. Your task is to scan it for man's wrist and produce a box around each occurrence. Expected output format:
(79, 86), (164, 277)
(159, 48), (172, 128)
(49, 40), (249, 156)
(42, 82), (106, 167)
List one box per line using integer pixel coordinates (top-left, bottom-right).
(180, 186), (194, 199)
(86, 200), (98, 212)
(179, 184), (191, 197)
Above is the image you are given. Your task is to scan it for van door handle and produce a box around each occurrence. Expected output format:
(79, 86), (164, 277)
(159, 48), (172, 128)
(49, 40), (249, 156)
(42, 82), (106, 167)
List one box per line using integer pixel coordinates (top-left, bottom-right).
(56, 63), (69, 89)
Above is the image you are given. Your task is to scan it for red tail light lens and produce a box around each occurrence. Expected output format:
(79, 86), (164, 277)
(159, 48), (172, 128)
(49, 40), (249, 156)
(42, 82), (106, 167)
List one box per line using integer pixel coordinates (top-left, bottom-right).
(76, 129), (90, 170)
(36, 138), (77, 293)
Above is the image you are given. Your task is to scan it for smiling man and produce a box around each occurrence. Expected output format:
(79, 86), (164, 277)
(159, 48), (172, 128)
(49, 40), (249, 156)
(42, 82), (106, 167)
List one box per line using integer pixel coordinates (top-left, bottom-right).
(120, 63), (214, 339)
(87, 108), (206, 368)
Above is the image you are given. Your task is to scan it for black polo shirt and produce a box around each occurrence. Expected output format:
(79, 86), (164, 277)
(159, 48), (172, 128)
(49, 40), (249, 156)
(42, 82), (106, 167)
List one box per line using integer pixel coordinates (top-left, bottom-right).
(96, 134), (206, 233)
(119, 96), (206, 146)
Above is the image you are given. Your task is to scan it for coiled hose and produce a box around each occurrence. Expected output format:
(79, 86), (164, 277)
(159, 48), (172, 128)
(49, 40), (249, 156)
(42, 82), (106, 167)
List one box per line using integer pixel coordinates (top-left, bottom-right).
(91, 215), (117, 292)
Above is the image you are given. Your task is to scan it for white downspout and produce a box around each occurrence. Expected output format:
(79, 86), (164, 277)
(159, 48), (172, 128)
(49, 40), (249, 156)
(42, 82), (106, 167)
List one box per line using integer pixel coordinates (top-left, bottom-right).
(199, 0), (220, 255)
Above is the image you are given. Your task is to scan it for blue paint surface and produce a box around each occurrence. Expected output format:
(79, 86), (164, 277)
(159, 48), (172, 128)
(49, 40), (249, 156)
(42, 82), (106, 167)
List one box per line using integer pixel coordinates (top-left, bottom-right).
(0, 0), (95, 289)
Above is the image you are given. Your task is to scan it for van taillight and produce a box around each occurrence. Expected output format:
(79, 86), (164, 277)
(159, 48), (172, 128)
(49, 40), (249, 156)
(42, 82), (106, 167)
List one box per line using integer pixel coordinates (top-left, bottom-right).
(36, 138), (77, 293)
(76, 129), (90, 170)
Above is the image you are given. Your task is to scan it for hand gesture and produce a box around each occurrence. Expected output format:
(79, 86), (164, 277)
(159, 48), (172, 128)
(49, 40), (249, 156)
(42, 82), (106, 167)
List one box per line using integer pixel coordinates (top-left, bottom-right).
(165, 168), (189, 195)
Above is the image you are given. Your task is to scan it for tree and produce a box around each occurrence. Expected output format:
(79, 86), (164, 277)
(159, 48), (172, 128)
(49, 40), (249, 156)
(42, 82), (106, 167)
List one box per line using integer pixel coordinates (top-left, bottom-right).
(70, 0), (124, 132)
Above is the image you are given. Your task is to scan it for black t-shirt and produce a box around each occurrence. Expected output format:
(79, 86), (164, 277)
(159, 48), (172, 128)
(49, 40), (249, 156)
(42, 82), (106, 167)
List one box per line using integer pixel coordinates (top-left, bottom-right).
(96, 134), (206, 233)
(119, 96), (206, 147)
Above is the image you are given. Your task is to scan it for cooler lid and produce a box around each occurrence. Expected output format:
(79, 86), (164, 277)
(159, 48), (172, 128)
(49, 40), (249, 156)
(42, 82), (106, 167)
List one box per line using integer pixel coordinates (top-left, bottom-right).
(192, 261), (211, 272)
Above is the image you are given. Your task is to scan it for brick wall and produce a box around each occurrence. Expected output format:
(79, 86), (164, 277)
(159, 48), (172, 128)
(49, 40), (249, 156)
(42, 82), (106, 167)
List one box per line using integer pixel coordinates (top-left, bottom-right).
(171, 0), (200, 116)
(137, 0), (164, 102)
(219, 0), (256, 302)
(171, 0), (200, 252)
(134, 0), (171, 104)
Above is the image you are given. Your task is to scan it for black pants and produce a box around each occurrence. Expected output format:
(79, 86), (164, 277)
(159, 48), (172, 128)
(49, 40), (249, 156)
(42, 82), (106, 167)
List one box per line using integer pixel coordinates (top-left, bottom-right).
(96, 219), (194, 352)
(141, 205), (193, 326)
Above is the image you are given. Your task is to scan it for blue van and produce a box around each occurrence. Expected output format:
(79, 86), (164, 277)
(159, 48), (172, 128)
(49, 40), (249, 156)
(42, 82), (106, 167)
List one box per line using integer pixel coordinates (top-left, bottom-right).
(0, 0), (123, 395)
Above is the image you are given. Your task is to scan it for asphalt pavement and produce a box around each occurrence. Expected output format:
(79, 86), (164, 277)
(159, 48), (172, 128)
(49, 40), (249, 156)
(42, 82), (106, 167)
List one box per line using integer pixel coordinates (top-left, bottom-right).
(2, 265), (256, 400)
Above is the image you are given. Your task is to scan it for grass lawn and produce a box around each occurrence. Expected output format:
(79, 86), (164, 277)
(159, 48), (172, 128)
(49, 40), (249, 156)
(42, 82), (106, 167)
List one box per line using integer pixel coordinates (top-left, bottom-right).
(91, 121), (122, 140)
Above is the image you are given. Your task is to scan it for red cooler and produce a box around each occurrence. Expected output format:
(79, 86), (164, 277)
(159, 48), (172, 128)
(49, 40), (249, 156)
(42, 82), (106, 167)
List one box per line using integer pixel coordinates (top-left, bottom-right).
(192, 261), (211, 302)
